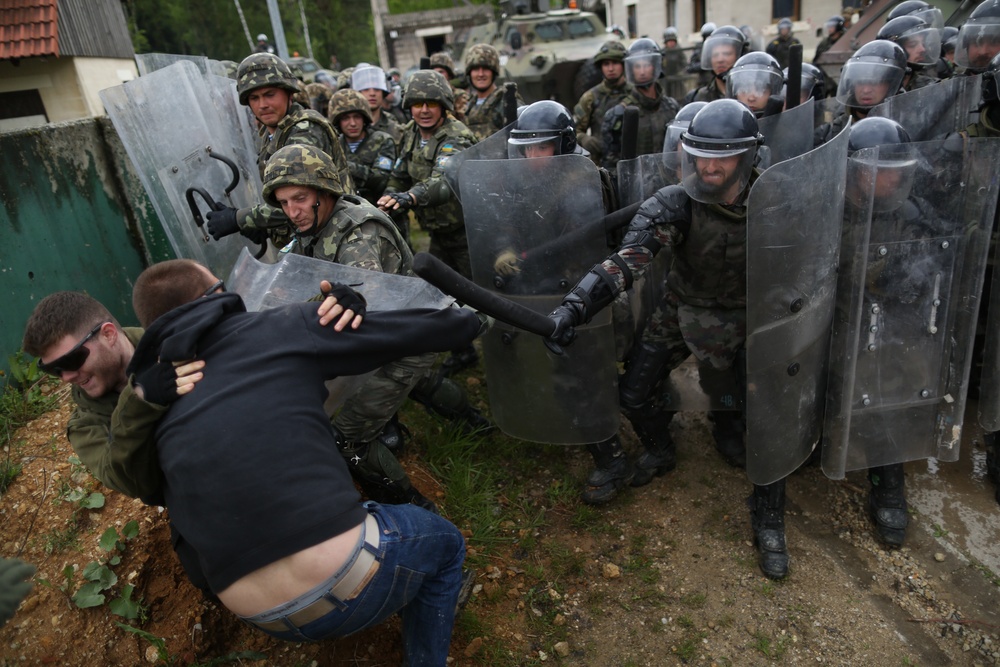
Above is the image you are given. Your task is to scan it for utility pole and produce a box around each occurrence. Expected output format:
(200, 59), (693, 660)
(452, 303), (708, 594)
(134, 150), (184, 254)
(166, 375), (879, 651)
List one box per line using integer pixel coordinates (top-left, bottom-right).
(265, 0), (290, 60)
(370, 0), (391, 69)
(299, 0), (314, 60)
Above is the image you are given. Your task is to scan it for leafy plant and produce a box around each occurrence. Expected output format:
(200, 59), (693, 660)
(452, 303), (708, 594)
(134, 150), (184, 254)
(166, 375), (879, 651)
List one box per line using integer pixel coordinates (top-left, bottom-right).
(72, 521), (143, 616)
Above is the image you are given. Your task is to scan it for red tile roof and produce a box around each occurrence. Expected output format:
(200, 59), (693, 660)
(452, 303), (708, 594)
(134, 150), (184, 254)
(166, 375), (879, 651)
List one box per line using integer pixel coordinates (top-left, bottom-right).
(0, 0), (59, 60)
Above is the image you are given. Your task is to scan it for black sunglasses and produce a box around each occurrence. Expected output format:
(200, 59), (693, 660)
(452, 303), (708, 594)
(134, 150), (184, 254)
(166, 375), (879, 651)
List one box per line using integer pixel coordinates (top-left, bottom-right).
(38, 322), (107, 377)
(202, 279), (226, 297)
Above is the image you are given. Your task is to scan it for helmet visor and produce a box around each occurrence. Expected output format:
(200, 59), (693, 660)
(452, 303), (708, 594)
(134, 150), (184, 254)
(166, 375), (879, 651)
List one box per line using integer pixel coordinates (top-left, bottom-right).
(837, 61), (904, 108)
(679, 143), (756, 204)
(508, 130), (563, 158)
(913, 7), (944, 31)
(625, 53), (662, 86)
(955, 19), (1000, 69)
(727, 69), (783, 111)
(898, 27), (942, 65)
(847, 145), (917, 212)
(701, 35), (742, 72)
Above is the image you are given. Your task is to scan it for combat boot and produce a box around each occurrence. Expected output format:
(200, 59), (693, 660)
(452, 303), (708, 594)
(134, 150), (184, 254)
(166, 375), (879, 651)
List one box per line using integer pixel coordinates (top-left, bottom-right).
(627, 409), (677, 487)
(582, 436), (634, 505)
(411, 370), (494, 436)
(987, 432), (1000, 506)
(748, 479), (789, 579)
(868, 464), (908, 547)
(334, 428), (437, 512)
(710, 411), (746, 468)
(441, 344), (479, 376)
(376, 414), (410, 455)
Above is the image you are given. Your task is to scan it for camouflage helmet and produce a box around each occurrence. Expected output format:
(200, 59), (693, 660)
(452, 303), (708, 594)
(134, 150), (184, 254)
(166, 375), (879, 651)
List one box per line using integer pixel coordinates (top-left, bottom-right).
(336, 66), (356, 91)
(305, 82), (333, 115)
(236, 53), (300, 105)
(429, 51), (457, 78)
(464, 43), (500, 75)
(403, 70), (455, 112)
(262, 144), (350, 208)
(593, 40), (628, 64)
(328, 88), (373, 125)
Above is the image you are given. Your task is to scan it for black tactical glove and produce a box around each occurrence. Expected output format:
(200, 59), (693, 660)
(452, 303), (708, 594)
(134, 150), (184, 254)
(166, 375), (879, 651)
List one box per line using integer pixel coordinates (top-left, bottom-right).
(545, 298), (585, 354)
(0, 557), (35, 628)
(385, 191), (414, 212)
(205, 206), (240, 240)
(322, 282), (367, 319)
(135, 361), (181, 406)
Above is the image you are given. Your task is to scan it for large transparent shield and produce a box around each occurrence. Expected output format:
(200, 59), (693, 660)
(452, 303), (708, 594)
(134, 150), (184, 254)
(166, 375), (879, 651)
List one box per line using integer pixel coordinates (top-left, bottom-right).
(823, 138), (999, 479)
(100, 60), (264, 278)
(744, 124), (849, 485)
(461, 155), (619, 444)
(756, 99), (816, 166)
(441, 125), (513, 202)
(135, 53), (210, 77)
(868, 75), (982, 141)
(616, 153), (680, 206)
(227, 247), (456, 413)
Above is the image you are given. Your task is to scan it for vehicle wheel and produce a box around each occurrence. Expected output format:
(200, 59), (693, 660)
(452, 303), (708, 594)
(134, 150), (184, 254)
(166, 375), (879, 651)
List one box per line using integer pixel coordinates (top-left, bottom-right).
(573, 58), (602, 101)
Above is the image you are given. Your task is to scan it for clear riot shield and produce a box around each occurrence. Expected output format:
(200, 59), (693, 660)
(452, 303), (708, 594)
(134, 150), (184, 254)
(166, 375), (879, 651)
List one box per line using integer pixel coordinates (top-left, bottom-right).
(227, 247), (456, 413)
(822, 138), (1000, 479)
(744, 125), (849, 485)
(757, 99), (816, 166)
(135, 53), (210, 76)
(868, 75), (982, 141)
(461, 155), (619, 444)
(616, 153), (680, 206)
(441, 125), (513, 202)
(100, 60), (264, 279)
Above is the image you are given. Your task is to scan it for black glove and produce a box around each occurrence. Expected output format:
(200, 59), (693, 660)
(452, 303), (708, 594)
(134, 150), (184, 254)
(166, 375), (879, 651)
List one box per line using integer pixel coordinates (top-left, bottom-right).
(0, 557), (35, 628)
(322, 282), (367, 319)
(135, 361), (180, 406)
(545, 300), (584, 354)
(205, 206), (240, 240)
(386, 192), (414, 212)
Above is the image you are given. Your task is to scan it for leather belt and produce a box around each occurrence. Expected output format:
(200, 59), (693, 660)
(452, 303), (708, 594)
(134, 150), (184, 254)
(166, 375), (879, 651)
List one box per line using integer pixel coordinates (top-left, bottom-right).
(249, 513), (381, 633)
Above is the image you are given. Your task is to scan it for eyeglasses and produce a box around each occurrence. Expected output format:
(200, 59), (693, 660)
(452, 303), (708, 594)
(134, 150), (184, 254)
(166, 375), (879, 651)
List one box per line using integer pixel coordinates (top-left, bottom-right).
(38, 322), (107, 377)
(202, 280), (226, 297)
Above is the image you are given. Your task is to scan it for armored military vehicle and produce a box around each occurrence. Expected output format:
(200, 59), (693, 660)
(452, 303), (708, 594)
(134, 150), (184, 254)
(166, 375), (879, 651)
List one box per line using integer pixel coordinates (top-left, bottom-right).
(459, 0), (616, 105)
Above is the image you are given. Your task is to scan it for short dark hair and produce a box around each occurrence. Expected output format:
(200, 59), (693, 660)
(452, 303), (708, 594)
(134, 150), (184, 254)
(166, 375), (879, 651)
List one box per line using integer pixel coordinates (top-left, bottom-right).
(23, 292), (118, 358)
(133, 259), (215, 328)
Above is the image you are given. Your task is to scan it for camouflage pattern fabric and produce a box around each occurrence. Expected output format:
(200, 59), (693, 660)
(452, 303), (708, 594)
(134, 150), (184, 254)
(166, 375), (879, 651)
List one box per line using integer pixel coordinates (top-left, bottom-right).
(464, 43), (501, 75)
(765, 35), (802, 69)
(236, 52), (299, 104)
(327, 88), (370, 124)
(574, 78), (633, 163)
(602, 82), (680, 168)
(341, 129), (396, 205)
(238, 102), (354, 245)
(430, 51), (457, 77)
(642, 289), (747, 369)
(451, 88), (469, 122)
(404, 70), (456, 111)
(689, 82), (727, 104)
(463, 84), (522, 141)
(371, 111), (404, 144)
(305, 82), (333, 115)
(262, 143), (351, 206)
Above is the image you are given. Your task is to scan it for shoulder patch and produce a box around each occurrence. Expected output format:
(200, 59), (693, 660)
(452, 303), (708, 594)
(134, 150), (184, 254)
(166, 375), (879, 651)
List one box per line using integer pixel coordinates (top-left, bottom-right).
(375, 156), (394, 171)
(439, 143), (458, 155)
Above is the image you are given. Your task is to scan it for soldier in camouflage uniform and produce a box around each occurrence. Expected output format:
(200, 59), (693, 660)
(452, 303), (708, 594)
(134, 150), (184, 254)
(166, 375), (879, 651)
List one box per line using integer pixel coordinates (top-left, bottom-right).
(352, 65), (404, 144)
(462, 43), (523, 140)
(601, 38), (679, 170)
(328, 88), (396, 206)
(431, 51), (469, 123)
(336, 66), (355, 90)
(546, 101), (792, 579)
(305, 81), (333, 115)
(573, 41), (633, 167)
(262, 144), (490, 510)
(204, 53), (353, 249)
(379, 70), (481, 374)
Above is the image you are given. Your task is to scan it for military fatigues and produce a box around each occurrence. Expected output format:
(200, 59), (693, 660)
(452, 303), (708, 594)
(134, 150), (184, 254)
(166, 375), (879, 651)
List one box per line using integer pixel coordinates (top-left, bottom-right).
(371, 110), (404, 144)
(238, 102), (354, 243)
(388, 117), (478, 277)
(574, 78), (633, 165)
(463, 85), (522, 141)
(67, 328), (165, 502)
(602, 82), (680, 169)
(342, 129), (396, 206)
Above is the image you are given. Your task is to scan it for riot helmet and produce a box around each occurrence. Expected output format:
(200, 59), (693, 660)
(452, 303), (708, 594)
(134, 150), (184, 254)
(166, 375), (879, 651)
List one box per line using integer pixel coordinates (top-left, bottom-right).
(262, 144), (350, 235)
(700, 25), (748, 75)
(956, 0), (1000, 70)
(886, 0), (944, 30)
(663, 26), (679, 44)
(846, 117), (917, 212)
(777, 18), (793, 37)
(824, 15), (846, 36)
(679, 99), (762, 204)
(256, 33), (268, 42)
(508, 100), (576, 158)
(305, 82), (333, 115)
(983, 51), (1000, 104)
(663, 101), (707, 173)
(726, 52), (784, 117)
(877, 16), (942, 66)
(701, 22), (717, 39)
(352, 65), (389, 93)
(625, 38), (663, 87)
(429, 52), (456, 79)
(236, 53), (300, 105)
(403, 69), (455, 112)
(836, 40), (907, 109)
(328, 88), (373, 126)
(941, 26), (959, 56)
(782, 63), (825, 105)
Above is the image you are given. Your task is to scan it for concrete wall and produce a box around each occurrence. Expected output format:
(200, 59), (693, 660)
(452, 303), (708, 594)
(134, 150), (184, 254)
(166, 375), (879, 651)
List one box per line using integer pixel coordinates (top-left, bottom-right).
(0, 117), (171, 376)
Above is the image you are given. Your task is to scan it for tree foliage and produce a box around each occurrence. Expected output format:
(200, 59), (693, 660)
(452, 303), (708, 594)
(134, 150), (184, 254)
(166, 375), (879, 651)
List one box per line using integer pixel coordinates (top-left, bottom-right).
(122, 0), (378, 68)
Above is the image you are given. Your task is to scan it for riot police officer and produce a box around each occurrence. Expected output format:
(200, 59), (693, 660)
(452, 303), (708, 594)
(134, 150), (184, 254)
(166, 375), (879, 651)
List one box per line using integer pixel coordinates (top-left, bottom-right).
(727, 52), (785, 118)
(955, 0), (1000, 73)
(876, 15), (942, 91)
(684, 25), (748, 105)
(766, 18), (802, 69)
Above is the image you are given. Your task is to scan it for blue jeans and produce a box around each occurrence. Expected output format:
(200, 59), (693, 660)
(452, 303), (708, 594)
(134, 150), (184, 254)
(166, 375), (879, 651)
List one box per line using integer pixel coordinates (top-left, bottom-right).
(245, 502), (465, 666)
